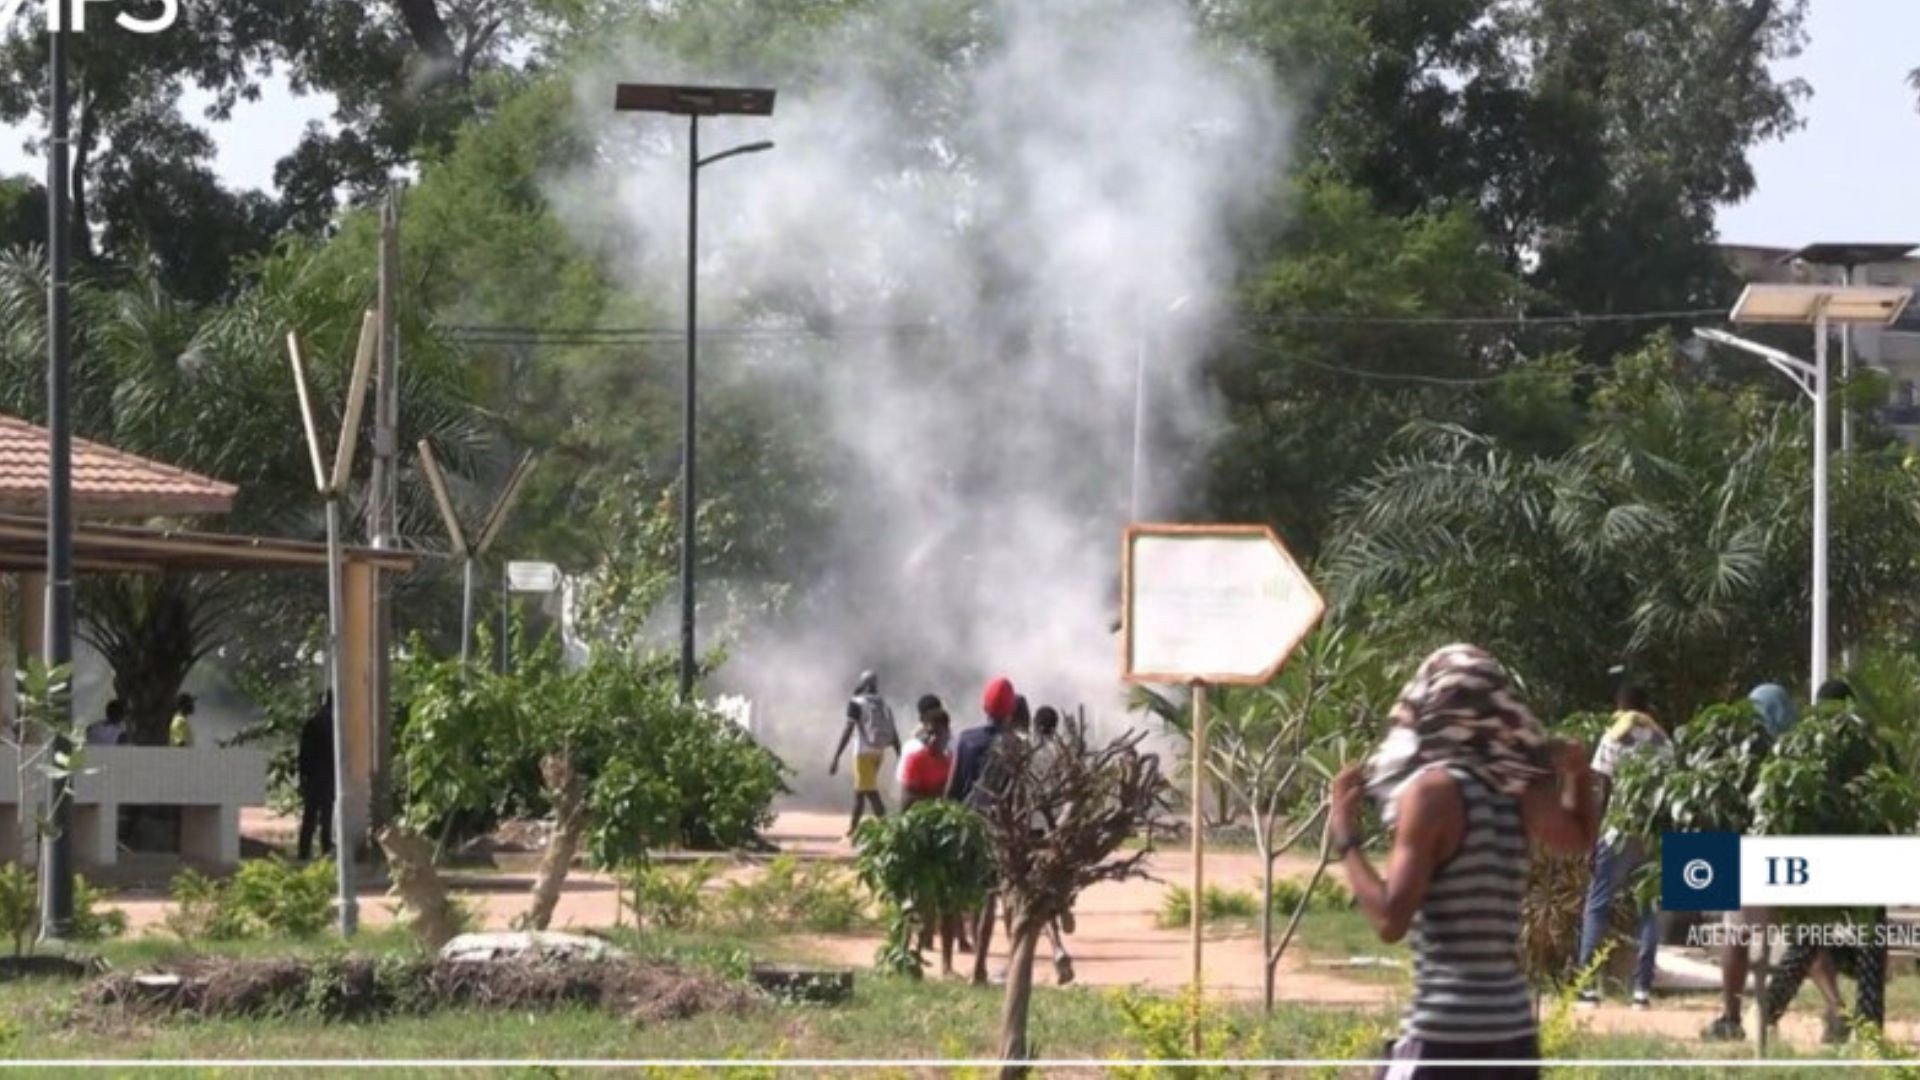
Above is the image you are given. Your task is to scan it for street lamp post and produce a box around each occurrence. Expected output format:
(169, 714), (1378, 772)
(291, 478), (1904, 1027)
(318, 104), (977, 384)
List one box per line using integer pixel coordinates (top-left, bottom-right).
(40, 2), (75, 941)
(614, 83), (775, 700)
(1694, 282), (1910, 696)
(1783, 244), (1919, 456)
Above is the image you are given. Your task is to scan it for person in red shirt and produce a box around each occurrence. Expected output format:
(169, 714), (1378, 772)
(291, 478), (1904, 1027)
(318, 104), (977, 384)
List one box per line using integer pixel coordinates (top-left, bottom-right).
(896, 695), (969, 971)
(899, 695), (956, 808)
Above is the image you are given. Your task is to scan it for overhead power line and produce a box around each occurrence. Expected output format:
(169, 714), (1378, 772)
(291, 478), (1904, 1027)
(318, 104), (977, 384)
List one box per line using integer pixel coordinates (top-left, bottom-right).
(442, 306), (1729, 343)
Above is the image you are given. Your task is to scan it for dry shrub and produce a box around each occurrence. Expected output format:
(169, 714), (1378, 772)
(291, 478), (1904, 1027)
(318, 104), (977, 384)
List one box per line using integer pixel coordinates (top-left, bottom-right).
(1521, 850), (1638, 988)
(81, 954), (755, 1026)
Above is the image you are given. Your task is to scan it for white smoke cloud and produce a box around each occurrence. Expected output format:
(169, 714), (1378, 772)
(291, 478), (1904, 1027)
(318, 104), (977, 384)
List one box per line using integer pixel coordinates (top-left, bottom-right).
(555, 0), (1286, 804)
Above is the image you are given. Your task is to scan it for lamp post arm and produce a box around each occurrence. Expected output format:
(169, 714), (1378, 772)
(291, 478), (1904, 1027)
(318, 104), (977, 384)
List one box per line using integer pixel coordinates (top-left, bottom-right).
(697, 140), (775, 170)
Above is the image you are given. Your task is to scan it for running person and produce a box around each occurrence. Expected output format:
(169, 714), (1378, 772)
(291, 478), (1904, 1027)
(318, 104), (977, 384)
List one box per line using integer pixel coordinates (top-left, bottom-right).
(1330, 644), (1597, 1079)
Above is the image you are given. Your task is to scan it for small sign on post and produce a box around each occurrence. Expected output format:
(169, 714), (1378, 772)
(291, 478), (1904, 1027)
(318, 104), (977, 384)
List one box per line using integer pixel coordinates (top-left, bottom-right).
(506, 561), (562, 594)
(1121, 524), (1324, 1046)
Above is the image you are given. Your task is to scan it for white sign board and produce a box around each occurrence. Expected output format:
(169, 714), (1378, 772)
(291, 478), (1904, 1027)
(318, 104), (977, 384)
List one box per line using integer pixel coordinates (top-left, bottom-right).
(506, 560), (562, 593)
(1122, 525), (1324, 684)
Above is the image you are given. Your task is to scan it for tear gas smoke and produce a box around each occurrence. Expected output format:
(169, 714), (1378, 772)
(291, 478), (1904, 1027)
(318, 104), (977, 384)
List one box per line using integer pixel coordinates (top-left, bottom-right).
(559, 0), (1285, 805)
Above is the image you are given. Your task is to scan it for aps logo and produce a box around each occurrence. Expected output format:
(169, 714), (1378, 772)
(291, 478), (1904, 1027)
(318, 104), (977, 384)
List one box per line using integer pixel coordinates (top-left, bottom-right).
(1, 0), (180, 35)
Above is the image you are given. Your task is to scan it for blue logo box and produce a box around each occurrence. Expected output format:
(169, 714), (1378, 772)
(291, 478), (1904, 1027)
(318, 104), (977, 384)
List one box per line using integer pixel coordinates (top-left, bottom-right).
(1661, 832), (1741, 911)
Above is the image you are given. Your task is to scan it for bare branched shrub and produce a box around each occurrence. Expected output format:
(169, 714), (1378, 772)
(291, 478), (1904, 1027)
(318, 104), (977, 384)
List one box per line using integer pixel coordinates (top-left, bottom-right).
(974, 722), (1170, 1074)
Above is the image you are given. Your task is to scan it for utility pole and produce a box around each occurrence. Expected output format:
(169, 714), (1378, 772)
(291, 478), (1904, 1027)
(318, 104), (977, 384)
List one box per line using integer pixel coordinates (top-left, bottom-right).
(368, 188), (400, 829)
(39, 0), (76, 941)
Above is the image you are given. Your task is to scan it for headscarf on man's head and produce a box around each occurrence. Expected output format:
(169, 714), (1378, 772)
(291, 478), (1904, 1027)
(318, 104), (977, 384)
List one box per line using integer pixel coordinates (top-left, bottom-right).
(855, 670), (878, 696)
(982, 677), (1016, 722)
(1750, 683), (1796, 736)
(1364, 644), (1551, 822)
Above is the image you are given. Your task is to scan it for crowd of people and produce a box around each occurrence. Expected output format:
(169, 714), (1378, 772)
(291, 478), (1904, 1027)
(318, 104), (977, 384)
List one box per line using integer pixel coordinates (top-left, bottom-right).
(1325, 644), (1896, 1079)
(828, 647), (1896, 1076)
(829, 669), (1076, 985)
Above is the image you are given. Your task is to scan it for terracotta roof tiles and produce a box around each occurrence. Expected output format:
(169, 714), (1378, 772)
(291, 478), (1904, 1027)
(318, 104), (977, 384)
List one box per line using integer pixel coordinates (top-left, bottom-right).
(0, 413), (236, 518)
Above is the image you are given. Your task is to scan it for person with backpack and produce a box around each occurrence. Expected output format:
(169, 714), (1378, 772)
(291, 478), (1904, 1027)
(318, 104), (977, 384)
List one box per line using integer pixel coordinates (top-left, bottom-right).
(1574, 683), (1669, 1009)
(830, 670), (901, 838)
(951, 675), (1017, 983)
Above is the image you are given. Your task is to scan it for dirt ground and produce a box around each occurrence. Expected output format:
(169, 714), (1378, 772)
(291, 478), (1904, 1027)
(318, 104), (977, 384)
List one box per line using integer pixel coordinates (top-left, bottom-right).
(89, 809), (1914, 1053)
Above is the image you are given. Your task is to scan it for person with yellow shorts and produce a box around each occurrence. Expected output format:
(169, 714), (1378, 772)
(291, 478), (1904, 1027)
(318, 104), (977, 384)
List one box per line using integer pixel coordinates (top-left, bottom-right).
(830, 670), (901, 838)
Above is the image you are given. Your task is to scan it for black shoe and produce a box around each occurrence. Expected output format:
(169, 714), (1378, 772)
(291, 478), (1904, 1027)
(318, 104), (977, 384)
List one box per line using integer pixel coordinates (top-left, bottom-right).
(1702, 1016), (1745, 1042)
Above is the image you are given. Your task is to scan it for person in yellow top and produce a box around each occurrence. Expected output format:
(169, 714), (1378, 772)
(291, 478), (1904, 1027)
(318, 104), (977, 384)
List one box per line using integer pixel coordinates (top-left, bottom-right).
(168, 693), (196, 748)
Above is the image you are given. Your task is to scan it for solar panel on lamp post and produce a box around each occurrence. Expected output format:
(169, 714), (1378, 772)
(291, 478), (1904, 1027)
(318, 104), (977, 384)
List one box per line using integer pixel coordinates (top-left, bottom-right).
(1694, 282), (1912, 699)
(614, 83), (776, 701)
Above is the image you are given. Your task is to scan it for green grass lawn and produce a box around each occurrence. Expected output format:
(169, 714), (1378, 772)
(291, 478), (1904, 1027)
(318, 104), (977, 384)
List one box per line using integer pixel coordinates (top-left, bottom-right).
(0, 928), (1903, 1076)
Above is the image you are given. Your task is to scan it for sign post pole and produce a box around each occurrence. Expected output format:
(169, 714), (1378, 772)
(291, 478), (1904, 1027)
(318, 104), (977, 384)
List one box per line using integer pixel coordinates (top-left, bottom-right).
(1190, 677), (1207, 1052)
(1120, 522), (1326, 1056)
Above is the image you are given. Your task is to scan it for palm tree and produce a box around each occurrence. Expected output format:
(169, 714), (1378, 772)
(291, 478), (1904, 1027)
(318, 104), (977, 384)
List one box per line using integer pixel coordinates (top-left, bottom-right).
(0, 244), (493, 741)
(1326, 349), (1920, 720)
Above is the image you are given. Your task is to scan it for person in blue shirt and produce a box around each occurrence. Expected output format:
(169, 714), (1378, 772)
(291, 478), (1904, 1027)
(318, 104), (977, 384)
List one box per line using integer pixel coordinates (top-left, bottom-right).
(950, 675), (1017, 983)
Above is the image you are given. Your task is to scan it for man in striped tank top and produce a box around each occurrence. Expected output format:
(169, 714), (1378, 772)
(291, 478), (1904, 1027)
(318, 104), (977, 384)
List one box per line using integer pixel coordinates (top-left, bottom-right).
(1331, 644), (1599, 1079)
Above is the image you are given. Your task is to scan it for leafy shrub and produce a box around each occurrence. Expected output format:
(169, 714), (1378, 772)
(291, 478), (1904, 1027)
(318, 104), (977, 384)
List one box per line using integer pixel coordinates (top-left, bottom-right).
(166, 868), (250, 941)
(1607, 700), (1772, 888)
(626, 861), (717, 930)
(68, 877), (128, 942)
(398, 644), (788, 861)
(1157, 884), (1260, 928)
(1109, 987), (1242, 1077)
(720, 855), (868, 933)
(852, 801), (992, 976)
(167, 860), (335, 941)
(231, 858), (336, 938)
(1306, 1015), (1394, 1080)
(0, 863), (36, 956)
(1539, 942), (1612, 1075)
(1267, 876), (1353, 914)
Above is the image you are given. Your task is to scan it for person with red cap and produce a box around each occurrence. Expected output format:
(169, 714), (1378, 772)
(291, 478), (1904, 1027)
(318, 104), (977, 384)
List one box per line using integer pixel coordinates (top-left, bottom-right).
(948, 676), (1017, 983)
(948, 676), (1016, 809)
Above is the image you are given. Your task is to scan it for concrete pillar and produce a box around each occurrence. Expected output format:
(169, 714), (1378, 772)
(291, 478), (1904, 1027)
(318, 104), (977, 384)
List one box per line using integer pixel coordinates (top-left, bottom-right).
(71, 800), (116, 868)
(180, 805), (239, 868)
(339, 559), (376, 855)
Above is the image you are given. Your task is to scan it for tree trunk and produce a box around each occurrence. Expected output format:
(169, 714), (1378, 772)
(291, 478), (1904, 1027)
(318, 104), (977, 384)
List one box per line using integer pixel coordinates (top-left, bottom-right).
(996, 924), (1042, 1077)
(1269, 849), (1333, 997)
(522, 752), (586, 931)
(377, 825), (462, 948)
(1259, 840), (1275, 1012)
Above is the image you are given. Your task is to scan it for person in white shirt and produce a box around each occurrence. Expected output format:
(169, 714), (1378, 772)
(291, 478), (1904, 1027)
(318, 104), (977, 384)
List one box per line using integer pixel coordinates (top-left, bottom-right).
(85, 699), (129, 747)
(830, 670), (900, 837)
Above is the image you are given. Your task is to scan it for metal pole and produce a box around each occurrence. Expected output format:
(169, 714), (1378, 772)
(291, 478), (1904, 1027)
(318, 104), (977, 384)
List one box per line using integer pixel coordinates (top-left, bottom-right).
(1130, 334), (1147, 522)
(1839, 267), (1853, 454)
(1812, 308), (1830, 696)
(1189, 680), (1207, 1051)
(459, 557), (474, 667)
(679, 115), (699, 701)
(1838, 267), (1857, 675)
(499, 566), (510, 675)
(369, 188), (399, 831)
(323, 497), (359, 936)
(39, 3), (75, 941)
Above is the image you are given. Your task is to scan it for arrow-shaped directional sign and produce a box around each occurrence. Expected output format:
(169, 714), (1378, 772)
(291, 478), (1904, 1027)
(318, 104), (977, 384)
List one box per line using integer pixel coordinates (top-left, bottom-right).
(1121, 524), (1325, 685)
